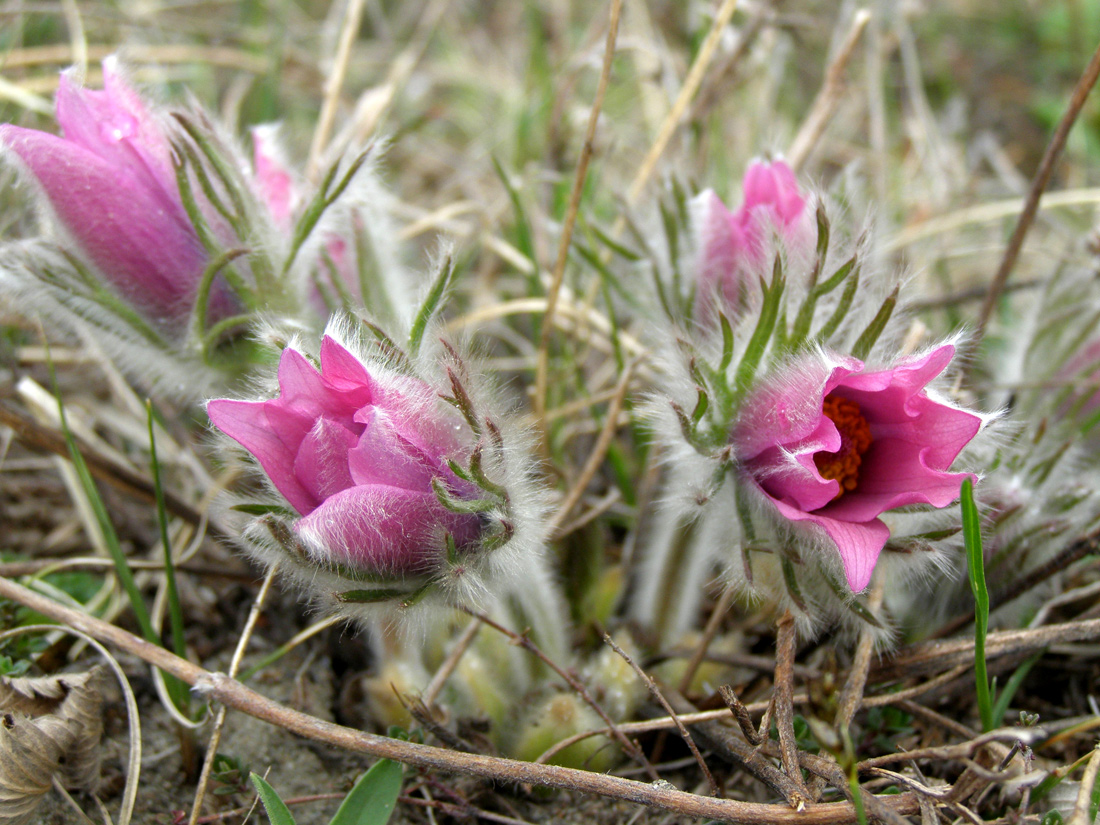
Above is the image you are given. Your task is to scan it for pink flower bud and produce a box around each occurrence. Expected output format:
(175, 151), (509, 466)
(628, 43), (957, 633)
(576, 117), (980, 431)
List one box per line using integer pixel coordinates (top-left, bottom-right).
(694, 159), (810, 324)
(207, 335), (484, 579)
(249, 129), (400, 319)
(0, 58), (238, 332)
(250, 126), (298, 232)
(731, 344), (983, 591)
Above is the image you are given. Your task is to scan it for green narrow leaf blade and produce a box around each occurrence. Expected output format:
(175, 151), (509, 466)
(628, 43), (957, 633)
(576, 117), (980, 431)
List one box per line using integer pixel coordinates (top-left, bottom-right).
(147, 400), (190, 715)
(961, 479), (994, 731)
(328, 758), (403, 825)
(851, 286), (898, 361)
(250, 773), (298, 825)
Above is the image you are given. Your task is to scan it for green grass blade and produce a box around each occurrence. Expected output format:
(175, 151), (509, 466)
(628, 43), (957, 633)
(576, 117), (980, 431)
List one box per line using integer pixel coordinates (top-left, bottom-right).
(147, 400), (190, 715)
(961, 479), (994, 731)
(992, 651), (1041, 728)
(328, 758), (402, 825)
(47, 356), (157, 645)
(250, 774), (298, 825)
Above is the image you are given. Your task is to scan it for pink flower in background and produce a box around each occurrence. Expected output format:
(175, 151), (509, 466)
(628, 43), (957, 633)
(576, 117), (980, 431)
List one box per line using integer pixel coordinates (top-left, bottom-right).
(251, 128), (360, 315)
(0, 58), (238, 332)
(694, 159), (809, 324)
(251, 126), (298, 232)
(731, 344), (982, 591)
(207, 336), (484, 578)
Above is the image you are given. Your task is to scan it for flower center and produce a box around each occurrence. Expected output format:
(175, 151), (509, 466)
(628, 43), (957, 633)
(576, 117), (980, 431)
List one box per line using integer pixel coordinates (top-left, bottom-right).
(814, 394), (873, 499)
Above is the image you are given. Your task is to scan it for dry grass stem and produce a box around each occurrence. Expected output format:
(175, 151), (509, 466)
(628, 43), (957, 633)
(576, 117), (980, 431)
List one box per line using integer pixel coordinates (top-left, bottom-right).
(306, 0), (368, 181)
(187, 565), (279, 825)
(972, 38), (1100, 349)
(677, 586), (737, 695)
(534, 0), (623, 443)
(547, 358), (638, 538)
(786, 9), (871, 171)
(1070, 745), (1100, 825)
(625, 0), (740, 202)
(0, 572), (927, 824)
(468, 609), (658, 781)
(422, 618), (480, 708)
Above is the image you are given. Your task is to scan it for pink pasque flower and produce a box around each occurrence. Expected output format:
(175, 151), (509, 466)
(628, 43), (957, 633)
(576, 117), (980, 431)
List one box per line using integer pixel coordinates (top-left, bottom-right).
(251, 126), (298, 232)
(694, 159), (810, 323)
(0, 58), (238, 332)
(731, 344), (982, 591)
(250, 128), (359, 317)
(207, 336), (484, 578)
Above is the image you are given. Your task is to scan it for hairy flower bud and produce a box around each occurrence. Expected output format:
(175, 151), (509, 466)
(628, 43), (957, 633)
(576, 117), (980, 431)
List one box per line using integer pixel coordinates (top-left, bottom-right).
(0, 58), (239, 333)
(694, 159), (811, 324)
(209, 334), (484, 579)
(208, 323), (544, 616)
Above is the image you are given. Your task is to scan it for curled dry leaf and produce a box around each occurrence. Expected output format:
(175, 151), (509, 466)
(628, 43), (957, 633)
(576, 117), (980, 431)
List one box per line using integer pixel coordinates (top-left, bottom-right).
(0, 666), (106, 824)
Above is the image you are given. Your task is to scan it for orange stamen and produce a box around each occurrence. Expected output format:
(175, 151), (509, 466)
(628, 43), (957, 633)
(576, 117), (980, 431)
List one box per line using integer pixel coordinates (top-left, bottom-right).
(814, 394), (873, 499)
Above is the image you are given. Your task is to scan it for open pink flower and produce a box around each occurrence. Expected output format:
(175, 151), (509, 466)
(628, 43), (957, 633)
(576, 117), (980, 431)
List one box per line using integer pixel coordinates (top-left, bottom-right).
(207, 336), (483, 578)
(0, 58), (238, 332)
(731, 344), (982, 591)
(694, 159), (810, 324)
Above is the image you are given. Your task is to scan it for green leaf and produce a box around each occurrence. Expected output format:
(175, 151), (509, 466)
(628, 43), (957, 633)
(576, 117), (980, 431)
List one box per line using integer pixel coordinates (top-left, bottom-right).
(147, 400), (190, 715)
(961, 479), (994, 732)
(732, 261), (785, 398)
(815, 263), (861, 342)
(250, 773), (298, 825)
(329, 759), (403, 825)
(232, 503), (298, 518)
(336, 588), (418, 604)
(408, 252), (455, 356)
(992, 651), (1041, 728)
(851, 286), (898, 361)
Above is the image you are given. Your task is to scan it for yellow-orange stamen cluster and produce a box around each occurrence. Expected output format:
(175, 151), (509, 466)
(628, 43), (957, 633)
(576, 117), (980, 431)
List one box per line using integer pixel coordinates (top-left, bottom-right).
(814, 394), (873, 499)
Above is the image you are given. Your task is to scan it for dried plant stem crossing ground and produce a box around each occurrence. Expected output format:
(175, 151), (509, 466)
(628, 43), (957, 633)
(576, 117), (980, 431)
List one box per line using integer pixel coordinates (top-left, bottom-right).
(0, 574), (924, 824)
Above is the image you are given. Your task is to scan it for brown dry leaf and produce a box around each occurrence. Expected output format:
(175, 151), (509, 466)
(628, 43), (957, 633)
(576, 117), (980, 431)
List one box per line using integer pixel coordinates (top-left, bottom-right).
(0, 666), (105, 824)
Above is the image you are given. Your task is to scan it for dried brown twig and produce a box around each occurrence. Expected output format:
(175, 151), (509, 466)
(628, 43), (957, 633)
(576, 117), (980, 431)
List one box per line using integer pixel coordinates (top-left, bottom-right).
(601, 634), (719, 797)
(466, 609), (657, 782)
(534, 0), (623, 446)
(774, 611), (810, 800)
(0, 574), (923, 824)
(972, 38), (1100, 351)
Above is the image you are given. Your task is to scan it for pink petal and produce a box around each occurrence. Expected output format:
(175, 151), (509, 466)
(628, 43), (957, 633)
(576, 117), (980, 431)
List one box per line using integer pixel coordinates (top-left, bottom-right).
(56, 63), (174, 197)
(347, 408), (438, 491)
(768, 494), (889, 591)
(692, 190), (744, 321)
(319, 336), (374, 400)
(293, 416), (359, 505)
(733, 355), (861, 460)
(748, 414), (841, 512)
(207, 397), (317, 514)
(295, 485), (481, 577)
(251, 127), (297, 230)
